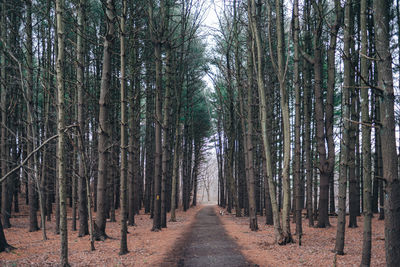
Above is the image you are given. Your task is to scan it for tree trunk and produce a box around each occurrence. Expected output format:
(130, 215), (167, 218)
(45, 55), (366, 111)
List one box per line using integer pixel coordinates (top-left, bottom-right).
(161, 44), (172, 228)
(56, 0), (69, 264)
(312, 0), (330, 228)
(249, 0), (283, 244)
(303, 0), (313, 227)
(26, 0), (39, 233)
(96, 0), (115, 240)
(77, 0), (88, 238)
(0, 0), (10, 229)
(360, 0), (372, 264)
(119, 0), (128, 254)
(293, 0), (302, 239)
(373, 0), (400, 265)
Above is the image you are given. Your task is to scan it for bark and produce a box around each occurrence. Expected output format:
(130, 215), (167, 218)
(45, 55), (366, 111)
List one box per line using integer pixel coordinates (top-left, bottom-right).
(326, 0), (342, 218)
(148, 0), (167, 230)
(161, 43), (172, 228)
(360, 0), (372, 264)
(77, 0), (88, 238)
(303, 0), (313, 227)
(293, 0), (302, 239)
(226, 43), (241, 218)
(144, 55), (154, 214)
(128, 41), (140, 226)
(119, 0), (128, 254)
(237, 12), (257, 231)
(269, 0), (292, 243)
(334, 0), (351, 255)
(96, 0), (115, 240)
(312, 0), (330, 228)
(0, 219), (14, 252)
(26, 0), (39, 233)
(249, 0), (283, 244)
(56, 0), (69, 264)
(1, 0), (10, 229)
(373, 0), (400, 265)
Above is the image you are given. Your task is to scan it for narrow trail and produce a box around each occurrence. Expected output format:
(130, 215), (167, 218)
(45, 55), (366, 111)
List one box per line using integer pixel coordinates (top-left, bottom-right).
(162, 205), (257, 267)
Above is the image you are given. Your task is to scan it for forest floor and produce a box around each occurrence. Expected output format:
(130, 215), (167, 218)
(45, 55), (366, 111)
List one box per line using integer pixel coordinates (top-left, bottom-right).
(0, 202), (202, 266)
(218, 206), (386, 267)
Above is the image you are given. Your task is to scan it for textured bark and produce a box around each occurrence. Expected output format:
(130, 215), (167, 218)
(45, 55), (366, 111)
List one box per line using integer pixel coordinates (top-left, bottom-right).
(161, 44), (172, 228)
(77, 0), (88, 238)
(249, 0), (283, 244)
(144, 56), (154, 214)
(373, 0), (400, 265)
(1, 0), (10, 229)
(303, 0), (313, 227)
(128, 37), (141, 226)
(326, 0), (342, 218)
(312, 0), (330, 228)
(360, 0), (372, 264)
(225, 44), (240, 217)
(238, 16), (257, 231)
(273, 0), (292, 243)
(26, 0), (39, 233)
(96, 0), (115, 240)
(56, 0), (69, 264)
(148, 0), (167, 230)
(334, 0), (351, 255)
(119, 0), (128, 254)
(0, 219), (14, 252)
(293, 0), (302, 239)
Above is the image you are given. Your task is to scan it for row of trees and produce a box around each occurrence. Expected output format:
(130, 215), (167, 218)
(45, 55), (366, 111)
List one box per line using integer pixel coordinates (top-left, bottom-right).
(213, 0), (400, 266)
(0, 0), (212, 265)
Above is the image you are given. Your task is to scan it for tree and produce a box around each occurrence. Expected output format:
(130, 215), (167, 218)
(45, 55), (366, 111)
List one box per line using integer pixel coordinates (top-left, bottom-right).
(373, 0), (400, 265)
(56, 0), (69, 264)
(293, 0), (302, 239)
(360, 0), (372, 264)
(119, 0), (128, 255)
(96, 0), (116, 241)
(334, 0), (351, 255)
(270, 0), (292, 243)
(76, 0), (88, 238)
(248, 0), (284, 244)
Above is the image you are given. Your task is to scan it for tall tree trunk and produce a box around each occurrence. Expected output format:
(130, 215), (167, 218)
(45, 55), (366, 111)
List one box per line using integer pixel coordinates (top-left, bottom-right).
(293, 0), (302, 239)
(360, 0), (372, 264)
(334, 0), (351, 255)
(373, 0), (400, 265)
(26, 0), (39, 233)
(119, 0), (128, 254)
(77, 0), (88, 238)
(56, 0), (69, 264)
(249, 0), (284, 244)
(269, 0), (292, 243)
(148, 0), (166, 230)
(312, 0), (330, 228)
(303, 0), (313, 227)
(326, 0), (342, 218)
(161, 44), (172, 228)
(236, 10), (257, 230)
(96, 0), (115, 240)
(1, 0), (9, 229)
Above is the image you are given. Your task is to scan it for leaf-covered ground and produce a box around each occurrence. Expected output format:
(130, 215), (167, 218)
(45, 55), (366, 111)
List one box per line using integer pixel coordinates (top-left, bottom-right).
(218, 206), (385, 267)
(0, 203), (202, 266)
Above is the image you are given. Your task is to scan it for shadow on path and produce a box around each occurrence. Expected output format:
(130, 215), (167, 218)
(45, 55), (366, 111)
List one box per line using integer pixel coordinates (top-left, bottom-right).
(162, 205), (257, 267)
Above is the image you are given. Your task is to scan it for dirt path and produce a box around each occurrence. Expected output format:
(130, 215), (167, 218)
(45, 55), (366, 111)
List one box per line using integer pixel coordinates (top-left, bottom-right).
(162, 205), (256, 267)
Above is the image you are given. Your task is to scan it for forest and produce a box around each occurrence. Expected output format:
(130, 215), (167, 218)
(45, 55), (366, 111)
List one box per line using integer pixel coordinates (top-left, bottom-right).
(0, 0), (399, 266)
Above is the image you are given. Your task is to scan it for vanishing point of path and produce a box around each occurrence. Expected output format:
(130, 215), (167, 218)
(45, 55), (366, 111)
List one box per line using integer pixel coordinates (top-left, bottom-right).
(162, 205), (257, 267)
